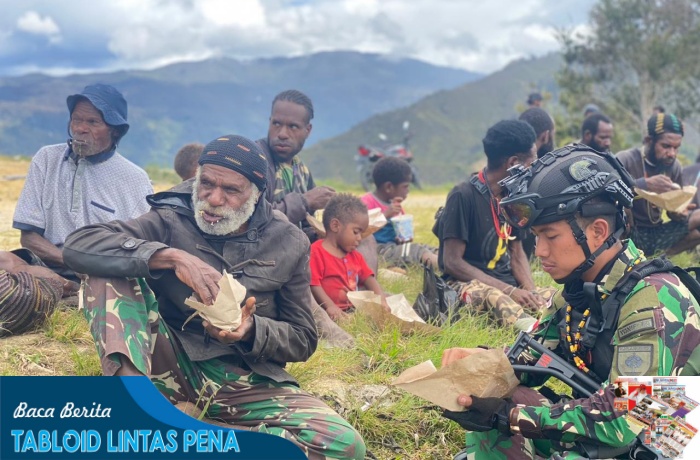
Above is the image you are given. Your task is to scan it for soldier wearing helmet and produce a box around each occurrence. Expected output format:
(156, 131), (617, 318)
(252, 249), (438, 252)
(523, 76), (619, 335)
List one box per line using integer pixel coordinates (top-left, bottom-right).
(440, 145), (700, 460)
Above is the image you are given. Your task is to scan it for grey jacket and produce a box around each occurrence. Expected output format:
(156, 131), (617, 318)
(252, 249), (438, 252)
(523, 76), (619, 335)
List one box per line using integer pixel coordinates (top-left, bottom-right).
(63, 180), (317, 384)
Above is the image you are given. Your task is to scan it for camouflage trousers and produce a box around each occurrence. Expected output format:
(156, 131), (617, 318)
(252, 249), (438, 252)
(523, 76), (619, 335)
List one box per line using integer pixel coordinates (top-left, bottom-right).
(446, 279), (556, 331)
(81, 276), (366, 460)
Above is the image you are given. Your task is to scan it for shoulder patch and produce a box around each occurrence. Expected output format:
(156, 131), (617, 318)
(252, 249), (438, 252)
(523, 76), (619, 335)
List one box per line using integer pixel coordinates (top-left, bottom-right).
(617, 316), (657, 342)
(615, 344), (654, 376)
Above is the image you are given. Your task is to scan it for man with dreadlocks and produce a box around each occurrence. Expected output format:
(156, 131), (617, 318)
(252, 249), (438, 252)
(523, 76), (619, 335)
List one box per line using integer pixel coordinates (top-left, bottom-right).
(255, 89), (353, 347)
(256, 89), (335, 241)
(440, 145), (700, 459)
(617, 112), (700, 255)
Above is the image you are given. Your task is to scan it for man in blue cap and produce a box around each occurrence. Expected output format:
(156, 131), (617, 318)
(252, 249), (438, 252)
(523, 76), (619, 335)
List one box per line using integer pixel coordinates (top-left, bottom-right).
(13, 84), (153, 280)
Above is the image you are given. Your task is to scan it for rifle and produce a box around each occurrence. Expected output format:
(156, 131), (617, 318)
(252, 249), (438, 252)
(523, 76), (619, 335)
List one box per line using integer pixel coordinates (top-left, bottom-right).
(506, 331), (659, 460)
(506, 331), (600, 397)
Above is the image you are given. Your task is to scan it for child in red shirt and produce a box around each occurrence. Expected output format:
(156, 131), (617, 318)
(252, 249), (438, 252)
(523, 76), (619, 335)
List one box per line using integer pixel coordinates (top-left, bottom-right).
(310, 193), (386, 321)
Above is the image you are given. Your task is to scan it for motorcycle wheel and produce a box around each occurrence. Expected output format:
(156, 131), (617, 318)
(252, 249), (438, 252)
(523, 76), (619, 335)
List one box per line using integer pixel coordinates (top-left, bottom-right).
(360, 164), (374, 192)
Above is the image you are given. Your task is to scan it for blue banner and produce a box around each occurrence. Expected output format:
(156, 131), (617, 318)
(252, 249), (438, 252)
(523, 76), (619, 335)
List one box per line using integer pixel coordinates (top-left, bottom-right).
(0, 377), (305, 459)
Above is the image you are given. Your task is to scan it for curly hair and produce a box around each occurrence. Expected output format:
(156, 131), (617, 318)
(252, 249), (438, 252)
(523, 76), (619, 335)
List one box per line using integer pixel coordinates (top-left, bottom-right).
(372, 156), (412, 187)
(173, 143), (204, 181)
(483, 120), (536, 169)
(519, 108), (553, 137)
(322, 193), (367, 230)
(581, 113), (611, 138)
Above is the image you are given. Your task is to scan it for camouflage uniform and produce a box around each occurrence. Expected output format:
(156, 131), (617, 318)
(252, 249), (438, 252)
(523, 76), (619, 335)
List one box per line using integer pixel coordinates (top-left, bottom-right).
(64, 181), (365, 460)
(256, 138), (315, 231)
(81, 276), (364, 460)
(446, 279), (556, 332)
(465, 239), (700, 459)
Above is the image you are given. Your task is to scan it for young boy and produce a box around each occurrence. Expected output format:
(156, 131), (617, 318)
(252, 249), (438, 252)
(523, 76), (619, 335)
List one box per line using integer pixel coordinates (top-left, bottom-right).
(310, 193), (385, 321)
(360, 157), (438, 268)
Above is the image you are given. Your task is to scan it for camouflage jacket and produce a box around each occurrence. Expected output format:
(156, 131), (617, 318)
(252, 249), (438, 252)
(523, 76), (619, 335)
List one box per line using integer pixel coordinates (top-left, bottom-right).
(511, 239), (700, 450)
(256, 138), (316, 227)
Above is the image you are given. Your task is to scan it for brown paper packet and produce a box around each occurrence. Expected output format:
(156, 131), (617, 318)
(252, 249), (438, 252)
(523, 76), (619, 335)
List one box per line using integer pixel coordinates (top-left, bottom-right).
(392, 349), (519, 411)
(635, 186), (697, 213)
(183, 272), (244, 331)
(347, 291), (439, 334)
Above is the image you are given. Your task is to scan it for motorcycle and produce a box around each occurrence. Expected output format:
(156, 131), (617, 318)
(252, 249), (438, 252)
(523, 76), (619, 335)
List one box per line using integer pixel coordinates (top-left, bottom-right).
(355, 121), (422, 192)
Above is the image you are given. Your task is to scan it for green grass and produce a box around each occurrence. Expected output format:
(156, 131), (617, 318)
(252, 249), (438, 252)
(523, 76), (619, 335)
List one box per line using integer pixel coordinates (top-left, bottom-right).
(3, 159), (700, 459)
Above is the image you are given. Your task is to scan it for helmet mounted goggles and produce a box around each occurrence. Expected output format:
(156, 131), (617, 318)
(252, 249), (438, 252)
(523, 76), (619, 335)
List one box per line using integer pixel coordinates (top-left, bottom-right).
(499, 144), (634, 230)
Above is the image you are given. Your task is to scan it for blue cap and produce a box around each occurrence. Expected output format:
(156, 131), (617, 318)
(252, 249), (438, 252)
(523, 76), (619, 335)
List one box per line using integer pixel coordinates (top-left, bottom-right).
(67, 84), (129, 138)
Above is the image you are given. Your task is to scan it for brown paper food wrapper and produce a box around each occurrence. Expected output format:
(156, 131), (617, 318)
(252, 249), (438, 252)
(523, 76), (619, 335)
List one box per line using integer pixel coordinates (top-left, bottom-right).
(347, 291), (439, 334)
(391, 349), (519, 411)
(362, 208), (388, 238)
(306, 213), (326, 238)
(183, 272), (244, 331)
(307, 208), (387, 239)
(635, 186), (697, 213)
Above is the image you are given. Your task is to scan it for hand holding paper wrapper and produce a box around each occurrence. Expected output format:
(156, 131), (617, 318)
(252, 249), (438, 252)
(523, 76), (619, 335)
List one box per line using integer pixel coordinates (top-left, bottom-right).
(183, 272), (245, 330)
(392, 349), (519, 411)
(635, 186), (697, 213)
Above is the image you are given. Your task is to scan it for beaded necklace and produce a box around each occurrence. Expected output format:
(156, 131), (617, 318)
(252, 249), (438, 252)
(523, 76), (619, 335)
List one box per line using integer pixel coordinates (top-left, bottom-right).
(563, 255), (643, 374)
(479, 169), (512, 241)
(641, 153), (664, 225)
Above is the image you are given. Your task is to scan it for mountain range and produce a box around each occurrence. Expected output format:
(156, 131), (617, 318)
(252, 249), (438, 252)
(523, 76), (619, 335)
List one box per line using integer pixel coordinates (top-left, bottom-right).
(302, 53), (563, 185)
(0, 51), (480, 166)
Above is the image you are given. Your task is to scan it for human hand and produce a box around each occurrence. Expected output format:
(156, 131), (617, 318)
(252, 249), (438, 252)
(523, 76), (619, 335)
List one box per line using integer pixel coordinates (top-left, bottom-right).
(171, 251), (222, 305)
(441, 347), (487, 368)
(381, 296), (391, 313)
(509, 288), (546, 312)
(23, 265), (81, 297)
(442, 395), (513, 434)
(644, 175), (678, 194)
(303, 186), (336, 212)
(385, 197), (404, 219)
(324, 304), (348, 321)
(202, 297), (256, 343)
(670, 203), (697, 220)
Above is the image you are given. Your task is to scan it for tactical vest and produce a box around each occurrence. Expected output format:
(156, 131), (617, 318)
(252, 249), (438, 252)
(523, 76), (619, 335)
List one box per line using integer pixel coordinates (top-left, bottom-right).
(555, 257), (700, 385)
(556, 257), (700, 459)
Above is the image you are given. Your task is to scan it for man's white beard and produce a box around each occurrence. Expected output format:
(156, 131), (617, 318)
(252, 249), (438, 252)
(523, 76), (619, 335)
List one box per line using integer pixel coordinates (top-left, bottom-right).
(192, 175), (259, 236)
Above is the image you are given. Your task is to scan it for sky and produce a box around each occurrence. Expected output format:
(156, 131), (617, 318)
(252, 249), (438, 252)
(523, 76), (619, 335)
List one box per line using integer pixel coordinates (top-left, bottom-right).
(0, 0), (597, 77)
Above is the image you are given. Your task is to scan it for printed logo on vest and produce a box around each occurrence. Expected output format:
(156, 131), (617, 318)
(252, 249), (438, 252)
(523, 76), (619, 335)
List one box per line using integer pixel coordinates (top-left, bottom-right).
(616, 344), (653, 376)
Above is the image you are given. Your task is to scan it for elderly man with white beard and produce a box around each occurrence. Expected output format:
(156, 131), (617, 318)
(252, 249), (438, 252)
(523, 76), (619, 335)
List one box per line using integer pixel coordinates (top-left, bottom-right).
(63, 135), (366, 460)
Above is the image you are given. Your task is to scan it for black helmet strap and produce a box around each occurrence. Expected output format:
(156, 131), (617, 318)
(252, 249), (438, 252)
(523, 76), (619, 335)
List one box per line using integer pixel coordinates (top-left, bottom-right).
(554, 215), (624, 284)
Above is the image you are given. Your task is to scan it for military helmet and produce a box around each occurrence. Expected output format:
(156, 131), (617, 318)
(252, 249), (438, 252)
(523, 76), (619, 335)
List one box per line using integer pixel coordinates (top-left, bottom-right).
(500, 144), (634, 230)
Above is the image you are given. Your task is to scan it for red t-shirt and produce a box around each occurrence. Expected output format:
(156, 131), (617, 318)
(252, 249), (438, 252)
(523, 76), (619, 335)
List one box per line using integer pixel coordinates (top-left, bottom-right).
(310, 240), (374, 310)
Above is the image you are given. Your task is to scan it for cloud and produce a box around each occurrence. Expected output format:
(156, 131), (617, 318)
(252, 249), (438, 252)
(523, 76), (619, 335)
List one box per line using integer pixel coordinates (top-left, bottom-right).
(16, 11), (61, 43)
(0, 0), (598, 76)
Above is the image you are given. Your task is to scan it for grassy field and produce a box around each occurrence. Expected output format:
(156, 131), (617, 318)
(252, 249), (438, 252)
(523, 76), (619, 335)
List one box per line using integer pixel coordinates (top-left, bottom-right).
(1, 155), (698, 459)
